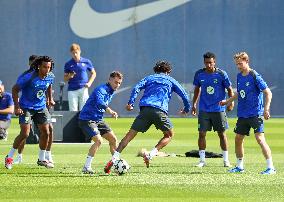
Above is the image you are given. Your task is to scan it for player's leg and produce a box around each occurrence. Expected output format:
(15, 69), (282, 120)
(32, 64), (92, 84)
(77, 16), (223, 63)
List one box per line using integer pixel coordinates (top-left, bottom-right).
(78, 87), (89, 111)
(46, 123), (54, 164)
(79, 120), (101, 174)
(196, 112), (212, 167)
(5, 111), (32, 169)
(68, 90), (79, 111)
(212, 112), (230, 167)
(229, 118), (248, 173)
(35, 108), (53, 168)
(252, 116), (275, 174)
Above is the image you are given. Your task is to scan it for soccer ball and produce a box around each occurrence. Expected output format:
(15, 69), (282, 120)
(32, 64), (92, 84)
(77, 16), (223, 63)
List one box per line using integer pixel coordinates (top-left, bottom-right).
(113, 159), (130, 175)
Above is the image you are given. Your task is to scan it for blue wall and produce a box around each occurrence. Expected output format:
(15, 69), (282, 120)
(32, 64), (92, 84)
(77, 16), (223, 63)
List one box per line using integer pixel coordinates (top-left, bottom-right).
(0, 0), (283, 115)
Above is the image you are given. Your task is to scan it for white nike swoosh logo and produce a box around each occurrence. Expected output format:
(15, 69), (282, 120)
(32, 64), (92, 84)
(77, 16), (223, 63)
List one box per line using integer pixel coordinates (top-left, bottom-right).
(70, 0), (191, 39)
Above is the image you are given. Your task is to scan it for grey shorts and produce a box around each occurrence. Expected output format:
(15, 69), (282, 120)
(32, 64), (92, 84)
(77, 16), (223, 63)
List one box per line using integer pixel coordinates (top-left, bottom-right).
(234, 116), (264, 136)
(0, 120), (11, 139)
(78, 120), (112, 141)
(19, 108), (51, 125)
(198, 111), (228, 132)
(131, 107), (173, 133)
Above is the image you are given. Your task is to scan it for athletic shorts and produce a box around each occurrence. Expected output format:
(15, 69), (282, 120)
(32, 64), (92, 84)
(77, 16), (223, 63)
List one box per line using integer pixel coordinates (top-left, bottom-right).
(234, 116), (264, 136)
(19, 108), (51, 125)
(198, 111), (228, 132)
(78, 120), (112, 141)
(131, 107), (173, 133)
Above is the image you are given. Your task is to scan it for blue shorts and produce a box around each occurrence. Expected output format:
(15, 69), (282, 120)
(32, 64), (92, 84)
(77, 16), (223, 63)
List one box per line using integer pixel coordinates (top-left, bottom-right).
(234, 116), (264, 136)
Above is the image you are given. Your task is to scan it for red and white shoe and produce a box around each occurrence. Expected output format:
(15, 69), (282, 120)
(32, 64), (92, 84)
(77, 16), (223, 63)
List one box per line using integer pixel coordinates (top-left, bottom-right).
(143, 153), (150, 168)
(5, 155), (13, 169)
(104, 160), (113, 174)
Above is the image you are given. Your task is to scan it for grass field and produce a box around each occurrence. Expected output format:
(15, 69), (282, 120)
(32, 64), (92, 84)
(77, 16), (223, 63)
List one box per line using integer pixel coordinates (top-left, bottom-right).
(0, 117), (283, 202)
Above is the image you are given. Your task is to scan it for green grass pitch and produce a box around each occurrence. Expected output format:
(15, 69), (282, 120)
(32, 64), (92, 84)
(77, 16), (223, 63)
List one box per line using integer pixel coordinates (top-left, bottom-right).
(0, 117), (283, 201)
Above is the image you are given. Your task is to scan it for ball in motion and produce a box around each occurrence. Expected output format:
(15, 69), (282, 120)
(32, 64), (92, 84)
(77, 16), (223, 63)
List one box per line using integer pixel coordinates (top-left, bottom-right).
(113, 159), (130, 175)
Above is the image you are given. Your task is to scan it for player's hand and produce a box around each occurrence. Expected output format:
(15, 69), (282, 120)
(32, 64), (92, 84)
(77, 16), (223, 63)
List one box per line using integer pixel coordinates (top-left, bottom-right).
(179, 109), (188, 116)
(111, 111), (118, 120)
(15, 106), (23, 116)
(191, 106), (197, 116)
(219, 100), (227, 106)
(84, 83), (91, 88)
(264, 110), (270, 120)
(226, 102), (234, 111)
(69, 71), (76, 78)
(126, 104), (133, 111)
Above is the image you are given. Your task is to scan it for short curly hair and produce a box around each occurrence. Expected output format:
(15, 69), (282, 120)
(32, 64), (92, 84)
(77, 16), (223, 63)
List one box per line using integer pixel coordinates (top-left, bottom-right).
(153, 60), (172, 74)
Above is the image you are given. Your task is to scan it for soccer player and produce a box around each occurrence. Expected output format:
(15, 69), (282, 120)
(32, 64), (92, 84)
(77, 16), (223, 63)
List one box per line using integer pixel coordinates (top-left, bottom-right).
(64, 43), (96, 111)
(14, 55), (55, 165)
(104, 60), (191, 173)
(0, 80), (14, 140)
(191, 52), (234, 167)
(79, 71), (123, 174)
(220, 52), (276, 174)
(5, 56), (55, 169)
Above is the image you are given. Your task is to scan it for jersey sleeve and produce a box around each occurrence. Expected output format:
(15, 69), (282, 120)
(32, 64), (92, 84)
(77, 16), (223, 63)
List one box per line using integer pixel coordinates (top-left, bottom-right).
(255, 73), (268, 91)
(172, 79), (191, 113)
(86, 59), (94, 71)
(16, 72), (33, 90)
(128, 77), (147, 106)
(221, 71), (232, 88)
(193, 70), (201, 87)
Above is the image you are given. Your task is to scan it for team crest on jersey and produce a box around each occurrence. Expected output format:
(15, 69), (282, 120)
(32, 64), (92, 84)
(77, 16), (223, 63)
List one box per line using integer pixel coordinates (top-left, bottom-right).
(246, 82), (250, 86)
(213, 79), (218, 84)
(240, 90), (246, 98)
(207, 86), (214, 94)
(36, 90), (44, 98)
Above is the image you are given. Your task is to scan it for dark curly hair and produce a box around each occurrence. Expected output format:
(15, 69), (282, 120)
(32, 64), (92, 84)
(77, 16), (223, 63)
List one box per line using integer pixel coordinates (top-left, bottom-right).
(203, 52), (216, 60)
(153, 60), (172, 74)
(30, 56), (54, 72)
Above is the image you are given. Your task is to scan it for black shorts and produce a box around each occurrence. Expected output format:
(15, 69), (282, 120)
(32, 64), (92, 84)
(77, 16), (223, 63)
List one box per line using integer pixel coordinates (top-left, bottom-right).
(131, 107), (173, 133)
(78, 120), (112, 141)
(234, 116), (264, 136)
(198, 111), (228, 132)
(19, 108), (51, 125)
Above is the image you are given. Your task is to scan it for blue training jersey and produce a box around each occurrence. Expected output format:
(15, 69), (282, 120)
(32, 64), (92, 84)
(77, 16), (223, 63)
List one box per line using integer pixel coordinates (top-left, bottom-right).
(193, 68), (232, 112)
(64, 57), (94, 91)
(16, 71), (54, 110)
(128, 73), (191, 114)
(0, 92), (14, 120)
(237, 70), (268, 118)
(79, 83), (114, 121)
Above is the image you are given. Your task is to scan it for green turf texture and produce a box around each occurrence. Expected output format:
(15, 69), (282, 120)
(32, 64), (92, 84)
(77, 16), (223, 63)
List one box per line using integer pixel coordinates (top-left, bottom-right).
(0, 118), (283, 202)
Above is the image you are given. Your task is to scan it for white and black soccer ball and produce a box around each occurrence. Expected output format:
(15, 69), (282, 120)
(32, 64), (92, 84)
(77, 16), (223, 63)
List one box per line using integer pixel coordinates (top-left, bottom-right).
(113, 159), (130, 175)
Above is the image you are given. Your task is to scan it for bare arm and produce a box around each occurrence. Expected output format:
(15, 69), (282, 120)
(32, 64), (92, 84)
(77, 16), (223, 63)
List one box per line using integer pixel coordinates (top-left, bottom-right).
(263, 88), (272, 120)
(220, 93), (238, 106)
(106, 107), (118, 119)
(12, 84), (23, 116)
(85, 69), (97, 88)
(226, 86), (235, 111)
(0, 105), (14, 114)
(191, 86), (200, 116)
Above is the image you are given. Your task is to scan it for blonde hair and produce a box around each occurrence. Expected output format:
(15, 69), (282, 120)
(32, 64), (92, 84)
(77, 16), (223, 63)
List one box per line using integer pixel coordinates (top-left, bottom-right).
(70, 43), (81, 52)
(233, 52), (249, 62)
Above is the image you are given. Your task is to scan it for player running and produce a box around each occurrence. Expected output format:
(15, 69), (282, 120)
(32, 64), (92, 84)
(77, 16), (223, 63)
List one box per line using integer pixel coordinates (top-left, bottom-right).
(104, 60), (191, 173)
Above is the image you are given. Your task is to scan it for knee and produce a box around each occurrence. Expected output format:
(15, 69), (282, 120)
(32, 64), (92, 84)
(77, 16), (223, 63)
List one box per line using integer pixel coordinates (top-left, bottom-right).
(164, 130), (174, 139)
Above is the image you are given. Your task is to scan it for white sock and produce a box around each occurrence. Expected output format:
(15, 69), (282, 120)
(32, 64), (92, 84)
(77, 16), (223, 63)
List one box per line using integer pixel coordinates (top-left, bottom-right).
(149, 148), (158, 159)
(46, 151), (52, 161)
(84, 155), (93, 168)
(17, 153), (23, 158)
(266, 158), (274, 169)
(222, 150), (229, 162)
(199, 150), (206, 162)
(112, 151), (120, 162)
(237, 158), (244, 169)
(39, 149), (46, 161)
(8, 148), (16, 158)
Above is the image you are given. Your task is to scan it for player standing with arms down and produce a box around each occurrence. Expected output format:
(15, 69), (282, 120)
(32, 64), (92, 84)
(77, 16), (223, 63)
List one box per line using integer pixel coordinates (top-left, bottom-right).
(191, 52), (234, 167)
(104, 60), (191, 173)
(79, 71), (123, 174)
(5, 56), (55, 169)
(220, 52), (276, 174)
